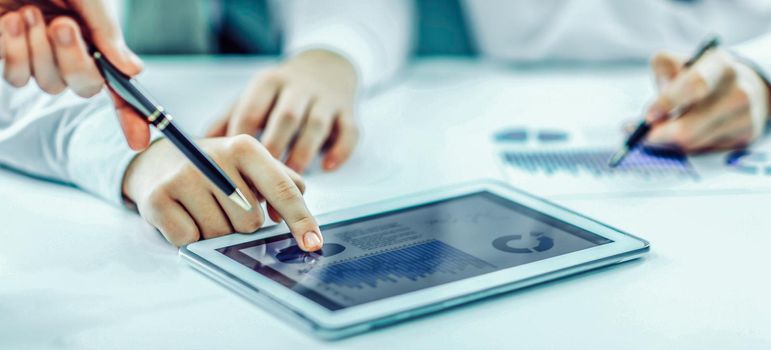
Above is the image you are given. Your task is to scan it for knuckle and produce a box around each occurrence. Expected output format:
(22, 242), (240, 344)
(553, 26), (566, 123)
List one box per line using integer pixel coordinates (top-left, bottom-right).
(685, 73), (708, 93)
(264, 143), (281, 158)
(168, 227), (199, 247)
(291, 143), (314, 159)
(650, 52), (669, 68)
(306, 113), (329, 130)
(733, 89), (750, 107)
(274, 178), (302, 202)
(243, 111), (263, 124)
(176, 165), (201, 185)
(279, 109), (301, 125)
(145, 188), (169, 209)
(671, 124), (696, 148)
(228, 134), (260, 157)
(236, 211), (264, 233)
(258, 69), (283, 85)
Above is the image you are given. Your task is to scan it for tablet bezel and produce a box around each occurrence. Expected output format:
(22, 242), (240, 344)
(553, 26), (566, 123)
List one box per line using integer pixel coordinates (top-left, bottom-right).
(182, 180), (649, 330)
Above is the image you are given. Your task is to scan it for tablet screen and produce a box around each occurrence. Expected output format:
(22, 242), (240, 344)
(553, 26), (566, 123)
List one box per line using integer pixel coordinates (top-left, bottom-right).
(217, 192), (612, 310)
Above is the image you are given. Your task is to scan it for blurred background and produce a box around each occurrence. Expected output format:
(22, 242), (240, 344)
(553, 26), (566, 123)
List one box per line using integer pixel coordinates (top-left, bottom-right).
(120, 0), (475, 57)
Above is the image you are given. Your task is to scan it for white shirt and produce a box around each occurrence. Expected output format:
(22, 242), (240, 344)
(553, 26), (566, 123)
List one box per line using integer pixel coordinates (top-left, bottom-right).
(3, 0), (771, 207)
(284, 0), (771, 88)
(0, 81), (140, 205)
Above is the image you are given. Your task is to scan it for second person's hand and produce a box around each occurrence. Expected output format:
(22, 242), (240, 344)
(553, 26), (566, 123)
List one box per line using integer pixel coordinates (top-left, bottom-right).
(643, 49), (771, 152)
(207, 50), (359, 174)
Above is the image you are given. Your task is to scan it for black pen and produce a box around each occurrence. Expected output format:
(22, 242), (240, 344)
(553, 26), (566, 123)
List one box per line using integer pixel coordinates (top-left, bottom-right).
(93, 51), (252, 211)
(608, 37), (720, 167)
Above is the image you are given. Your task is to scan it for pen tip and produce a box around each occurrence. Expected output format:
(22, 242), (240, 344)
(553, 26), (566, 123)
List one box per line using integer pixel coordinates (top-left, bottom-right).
(608, 148), (629, 168)
(229, 189), (252, 211)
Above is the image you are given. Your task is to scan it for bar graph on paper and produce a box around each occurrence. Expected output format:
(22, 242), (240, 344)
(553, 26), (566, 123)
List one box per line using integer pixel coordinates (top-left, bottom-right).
(494, 127), (771, 198)
(502, 148), (698, 180)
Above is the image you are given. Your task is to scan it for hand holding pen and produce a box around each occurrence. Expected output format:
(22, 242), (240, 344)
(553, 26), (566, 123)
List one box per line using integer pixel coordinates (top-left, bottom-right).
(610, 37), (771, 166)
(0, 0), (325, 251)
(0, 0), (150, 150)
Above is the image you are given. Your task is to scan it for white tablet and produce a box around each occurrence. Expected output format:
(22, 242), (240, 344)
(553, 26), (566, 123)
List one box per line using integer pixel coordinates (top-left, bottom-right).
(180, 181), (649, 339)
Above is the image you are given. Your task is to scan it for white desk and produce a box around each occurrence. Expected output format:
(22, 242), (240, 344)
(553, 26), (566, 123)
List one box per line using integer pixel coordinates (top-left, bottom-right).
(2, 58), (770, 349)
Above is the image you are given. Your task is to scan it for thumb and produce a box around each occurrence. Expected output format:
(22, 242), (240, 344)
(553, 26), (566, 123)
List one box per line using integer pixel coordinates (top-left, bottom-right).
(645, 52), (733, 124)
(650, 52), (685, 89)
(72, 0), (142, 76)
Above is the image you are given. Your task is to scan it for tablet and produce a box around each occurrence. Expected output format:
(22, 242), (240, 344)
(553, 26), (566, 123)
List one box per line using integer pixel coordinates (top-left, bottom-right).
(181, 181), (649, 339)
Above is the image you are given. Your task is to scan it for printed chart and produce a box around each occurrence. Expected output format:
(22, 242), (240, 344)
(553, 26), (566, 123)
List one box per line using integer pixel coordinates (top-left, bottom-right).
(494, 126), (771, 198)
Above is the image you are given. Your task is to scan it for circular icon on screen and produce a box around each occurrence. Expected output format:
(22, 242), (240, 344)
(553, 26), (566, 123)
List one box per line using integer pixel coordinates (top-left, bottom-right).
(275, 243), (346, 264)
(493, 232), (554, 253)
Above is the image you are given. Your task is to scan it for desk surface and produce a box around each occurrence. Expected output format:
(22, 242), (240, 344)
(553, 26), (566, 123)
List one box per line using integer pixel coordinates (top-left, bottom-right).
(2, 58), (770, 349)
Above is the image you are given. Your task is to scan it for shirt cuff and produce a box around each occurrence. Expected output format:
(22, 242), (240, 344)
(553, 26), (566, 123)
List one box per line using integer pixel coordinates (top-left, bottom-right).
(65, 98), (163, 207)
(732, 35), (771, 84)
(285, 21), (387, 89)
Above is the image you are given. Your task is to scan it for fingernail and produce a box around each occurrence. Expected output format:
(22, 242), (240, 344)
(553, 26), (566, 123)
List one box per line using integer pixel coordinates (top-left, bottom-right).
(55, 25), (73, 46)
(303, 231), (322, 250)
(323, 158), (337, 171)
(23, 9), (35, 27)
(4, 14), (21, 37)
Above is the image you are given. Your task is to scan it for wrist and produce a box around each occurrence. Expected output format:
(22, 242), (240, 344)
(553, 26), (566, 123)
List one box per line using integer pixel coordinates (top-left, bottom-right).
(289, 49), (358, 85)
(731, 51), (771, 117)
(121, 137), (165, 204)
(121, 148), (144, 204)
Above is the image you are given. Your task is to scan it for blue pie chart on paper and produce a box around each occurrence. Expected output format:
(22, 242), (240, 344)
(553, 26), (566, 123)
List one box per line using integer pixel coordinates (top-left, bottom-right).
(493, 232), (554, 253)
(725, 150), (771, 175)
(494, 128), (569, 144)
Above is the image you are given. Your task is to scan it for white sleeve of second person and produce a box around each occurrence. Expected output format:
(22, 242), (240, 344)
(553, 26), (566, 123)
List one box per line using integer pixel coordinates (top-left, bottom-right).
(733, 31), (771, 80)
(731, 31), (771, 137)
(0, 82), (148, 206)
(282, 0), (414, 89)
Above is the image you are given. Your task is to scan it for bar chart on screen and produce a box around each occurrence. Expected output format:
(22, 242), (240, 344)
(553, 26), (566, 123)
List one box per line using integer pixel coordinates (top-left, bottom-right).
(304, 240), (495, 290)
(493, 127), (771, 198)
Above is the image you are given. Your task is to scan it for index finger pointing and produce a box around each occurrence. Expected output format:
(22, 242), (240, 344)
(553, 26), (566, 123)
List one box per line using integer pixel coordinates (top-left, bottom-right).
(234, 137), (322, 252)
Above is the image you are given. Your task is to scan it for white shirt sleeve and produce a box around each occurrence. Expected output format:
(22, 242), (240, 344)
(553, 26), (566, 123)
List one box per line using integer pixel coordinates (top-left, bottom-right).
(732, 32), (771, 80)
(282, 0), (414, 89)
(0, 82), (145, 206)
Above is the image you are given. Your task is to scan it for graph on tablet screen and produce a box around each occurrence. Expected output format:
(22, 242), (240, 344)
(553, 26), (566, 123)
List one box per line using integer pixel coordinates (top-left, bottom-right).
(221, 192), (609, 310)
(305, 240), (495, 290)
